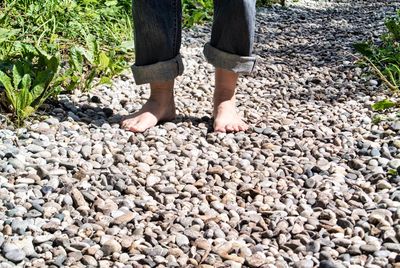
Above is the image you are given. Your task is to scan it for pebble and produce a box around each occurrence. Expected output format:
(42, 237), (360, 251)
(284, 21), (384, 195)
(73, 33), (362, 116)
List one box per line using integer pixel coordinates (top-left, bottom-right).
(175, 233), (190, 247)
(101, 239), (122, 256)
(389, 159), (400, 169)
(82, 255), (98, 266)
(384, 243), (400, 253)
(5, 249), (25, 263)
(8, 158), (25, 170)
(26, 144), (44, 153)
(246, 252), (267, 267)
(71, 189), (88, 207)
(360, 244), (380, 253)
(112, 212), (135, 225)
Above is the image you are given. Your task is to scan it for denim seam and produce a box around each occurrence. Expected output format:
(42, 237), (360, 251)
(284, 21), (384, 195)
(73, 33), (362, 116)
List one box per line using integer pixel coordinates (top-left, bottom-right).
(173, 0), (178, 57)
(203, 43), (256, 74)
(131, 54), (184, 85)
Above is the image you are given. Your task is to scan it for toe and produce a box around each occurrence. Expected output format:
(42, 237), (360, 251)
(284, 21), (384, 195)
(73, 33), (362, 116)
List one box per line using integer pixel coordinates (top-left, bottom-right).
(214, 127), (226, 133)
(214, 122), (226, 133)
(234, 124), (241, 132)
(129, 121), (150, 133)
(225, 124), (235, 132)
(121, 121), (128, 129)
(239, 122), (248, 132)
(129, 126), (145, 133)
(121, 119), (136, 131)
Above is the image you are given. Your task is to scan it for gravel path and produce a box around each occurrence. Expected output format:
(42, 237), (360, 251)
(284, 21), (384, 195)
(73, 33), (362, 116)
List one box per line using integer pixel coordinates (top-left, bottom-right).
(1, 1), (400, 267)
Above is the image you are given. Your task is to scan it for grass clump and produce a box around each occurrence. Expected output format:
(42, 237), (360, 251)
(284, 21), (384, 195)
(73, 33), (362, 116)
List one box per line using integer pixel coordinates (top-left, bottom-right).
(354, 9), (400, 112)
(0, 0), (134, 126)
(182, 0), (286, 27)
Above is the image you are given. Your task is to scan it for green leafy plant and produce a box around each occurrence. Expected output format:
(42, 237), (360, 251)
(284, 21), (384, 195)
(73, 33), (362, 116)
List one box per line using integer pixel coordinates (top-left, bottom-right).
(182, 0), (285, 28)
(388, 169), (398, 176)
(0, 45), (62, 126)
(258, 0), (286, 6)
(354, 9), (400, 112)
(371, 99), (399, 111)
(182, 0), (213, 27)
(0, 0), (134, 125)
(64, 33), (127, 92)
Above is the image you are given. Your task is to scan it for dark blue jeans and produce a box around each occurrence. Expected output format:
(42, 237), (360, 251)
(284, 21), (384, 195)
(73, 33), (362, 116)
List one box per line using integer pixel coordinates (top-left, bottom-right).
(132, 0), (257, 85)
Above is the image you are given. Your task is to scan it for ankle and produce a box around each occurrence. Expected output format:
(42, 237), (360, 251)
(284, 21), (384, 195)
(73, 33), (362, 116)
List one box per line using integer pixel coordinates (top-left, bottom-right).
(149, 80), (175, 103)
(214, 92), (236, 104)
(149, 91), (174, 102)
(214, 68), (238, 104)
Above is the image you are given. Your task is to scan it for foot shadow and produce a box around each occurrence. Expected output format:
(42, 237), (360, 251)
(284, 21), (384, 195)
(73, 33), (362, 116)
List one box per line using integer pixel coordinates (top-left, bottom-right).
(41, 97), (215, 132)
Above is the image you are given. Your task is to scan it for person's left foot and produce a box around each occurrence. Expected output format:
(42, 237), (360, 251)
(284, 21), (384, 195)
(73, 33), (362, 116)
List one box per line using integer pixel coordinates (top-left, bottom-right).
(213, 100), (248, 132)
(213, 68), (248, 133)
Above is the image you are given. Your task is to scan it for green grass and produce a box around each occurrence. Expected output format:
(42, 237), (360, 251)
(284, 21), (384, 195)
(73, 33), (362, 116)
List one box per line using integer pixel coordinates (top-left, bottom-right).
(354, 9), (400, 112)
(0, 0), (133, 56)
(0, 0), (134, 125)
(182, 0), (286, 27)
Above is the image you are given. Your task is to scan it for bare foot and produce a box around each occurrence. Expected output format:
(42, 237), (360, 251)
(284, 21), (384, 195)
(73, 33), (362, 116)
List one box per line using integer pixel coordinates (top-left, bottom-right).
(121, 81), (176, 133)
(214, 100), (248, 133)
(213, 68), (248, 133)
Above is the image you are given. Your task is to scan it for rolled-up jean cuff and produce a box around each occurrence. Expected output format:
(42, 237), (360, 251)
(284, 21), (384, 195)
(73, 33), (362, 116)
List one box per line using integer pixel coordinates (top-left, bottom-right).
(203, 43), (256, 74)
(131, 54), (184, 85)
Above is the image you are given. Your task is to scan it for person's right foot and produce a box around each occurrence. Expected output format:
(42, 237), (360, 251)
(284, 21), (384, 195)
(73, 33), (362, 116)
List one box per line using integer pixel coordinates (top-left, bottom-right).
(120, 81), (176, 133)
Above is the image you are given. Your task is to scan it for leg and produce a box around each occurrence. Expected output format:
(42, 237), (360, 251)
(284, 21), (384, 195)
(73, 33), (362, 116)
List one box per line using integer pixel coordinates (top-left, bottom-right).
(121, 0), (183, 133)
(204, 0), (257, 132)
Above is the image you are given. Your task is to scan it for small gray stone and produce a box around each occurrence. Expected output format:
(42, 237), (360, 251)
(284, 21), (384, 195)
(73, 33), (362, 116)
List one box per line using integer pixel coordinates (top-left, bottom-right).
(388, 159), (400, 169)
(348, 159), (364, 170)
(360, 244), (380, 253)
(146, 245), (168, 257)
(306, 241), (321, 253)
(175, 233), (190, 247)
(82, 255), (97, 266)
(8, 158), (25, 170)
(246, 252), (266, 267)
(63, 195), (74, 206)
(383, 243), (400, 253)
(369, 80), (378, 86)
(368, 159), (379, 167)
(391, 121), (400, 131)
(305, 177), (316, 188)
(11, 220), (28, 235)
(26, 144), (44, 153)
(319, 260), (337, 268)
(370, 148), (381, 157)
(146, 175), (160, 187)
(101, 239), (121, 256)
(295, 259), (314, 268)
(373, 250), (390, 258)
(5, 249), (25, 263)
(81, 145), (92, 159)
(33, 235), (55, 244)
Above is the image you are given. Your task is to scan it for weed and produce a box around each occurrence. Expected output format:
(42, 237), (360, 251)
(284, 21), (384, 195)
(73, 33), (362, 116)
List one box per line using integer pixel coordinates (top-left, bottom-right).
(0, 0), (134, 125)
(0, 45), (62, 126)
(182, 0), (286, 27)
(354, 9), (400, 112)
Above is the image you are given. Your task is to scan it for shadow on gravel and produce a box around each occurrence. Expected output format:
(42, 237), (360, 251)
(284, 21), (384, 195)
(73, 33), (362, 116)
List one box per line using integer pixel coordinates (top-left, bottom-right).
(256, 2), (399, 68)
(253, 1), (400, 103)
(43, 99), (213, 131)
